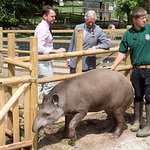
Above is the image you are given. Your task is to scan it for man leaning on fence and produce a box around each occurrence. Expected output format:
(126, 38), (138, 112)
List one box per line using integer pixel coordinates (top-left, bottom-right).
(111, 7), (150, 138)
(67, 10), (110, 73)
(34, 5), (66, 103)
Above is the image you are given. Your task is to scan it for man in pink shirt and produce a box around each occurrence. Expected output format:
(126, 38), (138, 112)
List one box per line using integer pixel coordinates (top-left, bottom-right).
(35, 5), (66, 103)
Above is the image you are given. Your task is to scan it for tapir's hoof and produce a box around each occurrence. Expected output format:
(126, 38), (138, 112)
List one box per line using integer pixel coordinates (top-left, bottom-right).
(110, 125), (127, 139)
(110, 133), (120, 139)
(68, 139), (76, 146)
(69, 134), (77, 141)
(130, 122), (140, 132)
(69, 128), (77, 140)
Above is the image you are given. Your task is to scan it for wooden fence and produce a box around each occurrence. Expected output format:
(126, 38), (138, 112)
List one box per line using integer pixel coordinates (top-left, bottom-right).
(0, 28), (132, 149)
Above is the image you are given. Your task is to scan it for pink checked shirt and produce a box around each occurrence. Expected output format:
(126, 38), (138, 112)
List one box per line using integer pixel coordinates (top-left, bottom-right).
(34, 20), (53, 54)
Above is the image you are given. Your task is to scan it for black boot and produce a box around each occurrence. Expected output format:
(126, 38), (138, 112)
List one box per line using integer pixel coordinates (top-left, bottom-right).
(136, 104), (150, 137)
(130, 102), (143, 132)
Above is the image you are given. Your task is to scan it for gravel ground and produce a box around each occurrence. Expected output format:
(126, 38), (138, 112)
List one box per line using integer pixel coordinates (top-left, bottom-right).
(37, 106), (150, 150)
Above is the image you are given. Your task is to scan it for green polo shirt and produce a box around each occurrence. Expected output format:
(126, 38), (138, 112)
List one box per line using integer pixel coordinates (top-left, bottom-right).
(119, 23), (150, 66)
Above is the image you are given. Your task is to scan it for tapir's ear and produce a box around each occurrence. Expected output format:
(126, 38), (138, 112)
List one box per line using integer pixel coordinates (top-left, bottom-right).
(52, 94), (59, 107)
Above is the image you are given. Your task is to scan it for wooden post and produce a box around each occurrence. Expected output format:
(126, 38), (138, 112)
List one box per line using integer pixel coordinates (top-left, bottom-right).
(7, 33), (16, 136)
(7, 33), (20, 143)
(124, 50), (131, 80)
(30, 36), (38, 150)
(12, 86), (20, 143)
(8, 32), (20, 143)
(0, 86), (5, 146)
(0, 27), (3, 74)
(76, 29), (83, 73)
(24, 85), (31, 141)
(8, 33), (15, 76)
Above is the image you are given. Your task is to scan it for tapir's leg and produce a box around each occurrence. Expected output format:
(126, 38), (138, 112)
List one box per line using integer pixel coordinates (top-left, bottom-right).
(68, 112), (87, 140)
(112, 109), (127, 138)
(63, 115), (73, 138)
(105, 110), (117, 131)
(65, 115), (73, 129)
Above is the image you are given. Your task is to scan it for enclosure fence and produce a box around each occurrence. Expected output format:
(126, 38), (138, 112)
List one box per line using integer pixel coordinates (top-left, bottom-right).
(0, 27), (131, 149)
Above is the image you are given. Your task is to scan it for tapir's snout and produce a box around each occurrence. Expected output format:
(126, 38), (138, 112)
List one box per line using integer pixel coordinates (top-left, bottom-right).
(32, 116), (46, 133)
(32, 119), (41, 133)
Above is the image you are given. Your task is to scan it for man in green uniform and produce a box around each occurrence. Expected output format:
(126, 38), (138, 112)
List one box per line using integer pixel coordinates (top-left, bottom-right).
(111, 7), (150, 137)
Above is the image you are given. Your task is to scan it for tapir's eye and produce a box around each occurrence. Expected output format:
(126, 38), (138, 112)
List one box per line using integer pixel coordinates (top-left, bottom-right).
(43, 113), (49, 118)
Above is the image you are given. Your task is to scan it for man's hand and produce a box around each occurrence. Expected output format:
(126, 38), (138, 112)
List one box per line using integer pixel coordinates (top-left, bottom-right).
(66, 58), (70, 67)
(56, 48), (66, 53)
(110, 65), (117, 71)
(88, 47), (95, 51)
(104, 64), (117, 71)
(50, 48), (66, 54)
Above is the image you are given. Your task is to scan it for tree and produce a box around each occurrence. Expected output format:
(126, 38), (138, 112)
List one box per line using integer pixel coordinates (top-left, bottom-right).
(103, 0), (149, 24)
(0, 0), (38, 28)
(115, 0), (137, 24)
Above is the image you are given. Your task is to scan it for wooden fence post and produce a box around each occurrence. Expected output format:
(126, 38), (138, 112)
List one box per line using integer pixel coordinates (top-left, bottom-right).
(8, 33), (15, 76)
(0, 27), (3, 74)
(12, 86), (20, 143)
(76, 29), (83, 73)
(7, 33), (16, 138)
(0, 86), (5, 145)
(30, 36), (38, 150)
(8, 33), (20, 143)
(24, 84), (31, 141)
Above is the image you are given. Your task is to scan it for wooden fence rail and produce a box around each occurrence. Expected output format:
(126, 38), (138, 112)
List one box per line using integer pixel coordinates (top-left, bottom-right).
(0, 27), (126, 54)
(0, 28), (131, 149)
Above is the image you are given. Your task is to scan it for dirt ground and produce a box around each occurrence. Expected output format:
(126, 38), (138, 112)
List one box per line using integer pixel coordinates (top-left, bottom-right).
(37, 105), (150, 150)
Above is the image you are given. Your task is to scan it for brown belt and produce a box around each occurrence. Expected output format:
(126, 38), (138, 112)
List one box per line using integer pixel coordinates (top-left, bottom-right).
(133, 65), (150, 69)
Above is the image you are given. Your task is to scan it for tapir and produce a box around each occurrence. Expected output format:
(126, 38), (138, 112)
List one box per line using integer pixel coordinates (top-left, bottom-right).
(32, 68), (134, 140)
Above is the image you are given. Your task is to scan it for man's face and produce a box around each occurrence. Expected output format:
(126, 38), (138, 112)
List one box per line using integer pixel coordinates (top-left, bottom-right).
(133, 15), (147, 29)
(44, 10), (56, 24)
(85, 17), (95, 29)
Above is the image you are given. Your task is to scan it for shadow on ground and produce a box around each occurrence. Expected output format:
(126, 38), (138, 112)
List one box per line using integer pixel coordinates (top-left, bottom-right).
(38, 111), (134, 149)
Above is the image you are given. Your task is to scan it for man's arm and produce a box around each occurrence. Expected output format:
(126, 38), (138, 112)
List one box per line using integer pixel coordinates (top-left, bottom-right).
(94, 28), (110, 49)
(111, 52), (126, 70)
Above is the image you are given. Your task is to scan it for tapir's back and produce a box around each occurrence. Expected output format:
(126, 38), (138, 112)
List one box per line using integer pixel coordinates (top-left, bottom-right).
(53, 68), (134, 112)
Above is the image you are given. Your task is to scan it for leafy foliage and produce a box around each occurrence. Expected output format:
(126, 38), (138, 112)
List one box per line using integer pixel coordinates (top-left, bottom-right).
(104, 0), (149, 24)
(0, 0), (38, 28)
(115, 0), (137, 24)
